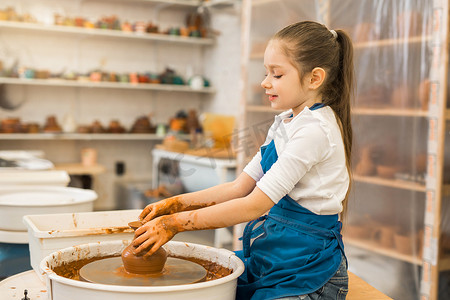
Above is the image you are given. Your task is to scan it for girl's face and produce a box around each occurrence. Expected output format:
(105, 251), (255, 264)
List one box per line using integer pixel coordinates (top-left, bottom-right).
(261, 40), (317, 116)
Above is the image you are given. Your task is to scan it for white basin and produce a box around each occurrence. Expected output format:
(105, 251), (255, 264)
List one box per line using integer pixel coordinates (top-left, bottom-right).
(0, 186), (96, 231)
(40, 240), (244, 300)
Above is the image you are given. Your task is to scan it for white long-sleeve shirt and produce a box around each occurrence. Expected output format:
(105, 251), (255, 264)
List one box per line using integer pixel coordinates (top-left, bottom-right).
(243, 105), (349, 215)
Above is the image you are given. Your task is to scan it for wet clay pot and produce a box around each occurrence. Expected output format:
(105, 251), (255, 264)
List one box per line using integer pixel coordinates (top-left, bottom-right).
(121, 220), (168, 274)
(121, 244), (168, 275)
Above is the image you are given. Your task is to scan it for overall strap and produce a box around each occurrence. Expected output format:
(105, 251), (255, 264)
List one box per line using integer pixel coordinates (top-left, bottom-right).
(241, 215), (267, 258)
(266, 213), (339, 240)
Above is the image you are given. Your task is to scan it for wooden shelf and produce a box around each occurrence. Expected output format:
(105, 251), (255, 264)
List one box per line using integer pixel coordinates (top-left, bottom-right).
(249, 36), (432, 60)
(246, 105), (282, 113)
(0, 77), (215, 94)
(252, 0), (280, 6)
(247, 105), (432, 118)
(54, 163), (106, 176)
(0, 20), (214, 45)
(443, 184), (450, 197)
(0, 133), (165, 140)
(344, 237), (422, 265)
(114, 0), (236, 7)
(354, 35), (432, 49)
(439, 257), (450, 271)
(119, 0), (202, 6)
(352, 107), (428, 117)
(353, 174), (426, 192)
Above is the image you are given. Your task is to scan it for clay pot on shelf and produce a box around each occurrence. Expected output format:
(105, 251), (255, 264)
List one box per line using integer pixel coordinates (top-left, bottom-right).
(416, 229), (424, 258)
(415, 153), (427, 174)
(355, 146), (376, 176)
(372, 226), (396, 249)
(43, 115), (62, 133)
(418, 79), (430, 111)
(376, 165), (401, 179)
(62, 114), (77, 133)
(91, 120), (106, 133)
(107, 120), (126, 133)
(77, 125), (92, 134)
(1, 117), (22, 133)
(394, 232), (414, 255)
(130, 116), (155, 133)
(356, 86), (390, 108)
(390, 83), (415, 108)
(397, 10), (422, 38)
(26, 123), (40, 133)
(343, 224), (372, 240)
(352, 22), (379, 42)
(81, 148), (97, 167)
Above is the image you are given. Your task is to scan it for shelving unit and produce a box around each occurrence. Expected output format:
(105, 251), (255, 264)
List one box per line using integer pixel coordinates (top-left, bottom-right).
(352, 108), (429, 117)
(0, 133), (164, 140)
(0, 20), (215, 45)
(0, 0), (240, 212)
(249, 36), (432, 61)
(238, 0), (449, 299)
(0, 133), (189, 141)
(0, 77), (215, 93)
(344, 237), (423, 266)
(353, 174), (426, 192)
(113, 0), (235, 8)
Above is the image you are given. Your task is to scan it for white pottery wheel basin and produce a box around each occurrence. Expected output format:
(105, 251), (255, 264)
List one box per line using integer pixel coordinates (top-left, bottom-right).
(0, 186), (97, 231)
(40, 240), (245, 300)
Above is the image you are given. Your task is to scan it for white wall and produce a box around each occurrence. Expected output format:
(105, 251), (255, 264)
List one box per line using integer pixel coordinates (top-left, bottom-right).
(0, 0), (241, 210)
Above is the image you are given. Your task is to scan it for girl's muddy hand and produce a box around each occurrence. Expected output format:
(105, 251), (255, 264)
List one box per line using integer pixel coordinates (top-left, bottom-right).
(132, 215), (180, 257)
(139, 196), (183, 222)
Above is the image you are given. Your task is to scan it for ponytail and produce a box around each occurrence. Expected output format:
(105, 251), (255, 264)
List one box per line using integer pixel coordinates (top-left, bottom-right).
(273, 21), (355, 222)
(331, 29), (354, 223)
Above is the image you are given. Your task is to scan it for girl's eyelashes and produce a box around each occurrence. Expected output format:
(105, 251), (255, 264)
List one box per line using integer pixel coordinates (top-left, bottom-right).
(263, 74), (283, 78)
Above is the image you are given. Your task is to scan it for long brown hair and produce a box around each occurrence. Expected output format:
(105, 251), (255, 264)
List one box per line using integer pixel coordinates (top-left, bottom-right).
(273, 21), (355, 221)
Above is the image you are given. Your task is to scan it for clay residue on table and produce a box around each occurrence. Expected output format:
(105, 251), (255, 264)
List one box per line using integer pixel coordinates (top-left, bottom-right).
(53, 254), (232, 282)
(72, 213), (78, 228)
(47, 226), (133, 236)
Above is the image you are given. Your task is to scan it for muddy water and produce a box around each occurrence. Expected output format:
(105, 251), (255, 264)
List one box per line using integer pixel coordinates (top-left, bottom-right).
(53, 255), (232, 283)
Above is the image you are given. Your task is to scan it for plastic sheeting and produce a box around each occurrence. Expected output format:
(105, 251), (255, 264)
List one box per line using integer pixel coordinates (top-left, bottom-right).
(240, 0), (449, 299)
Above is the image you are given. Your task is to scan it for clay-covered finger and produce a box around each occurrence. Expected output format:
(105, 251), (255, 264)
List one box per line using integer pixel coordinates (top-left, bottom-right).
(133, 238), (155, 255)
(134, 226), (146, 238)
(143, 241), (162, 258)
(139, 205), (152, 220)
(133, 231), (150, 246)
(143, 210), (160, 222)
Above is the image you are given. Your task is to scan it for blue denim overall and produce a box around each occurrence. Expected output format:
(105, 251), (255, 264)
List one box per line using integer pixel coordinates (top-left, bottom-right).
(235, 105), (346, 300)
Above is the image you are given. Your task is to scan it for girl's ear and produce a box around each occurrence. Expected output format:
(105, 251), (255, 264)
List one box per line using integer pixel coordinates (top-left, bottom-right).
(308, 67), (326, 90)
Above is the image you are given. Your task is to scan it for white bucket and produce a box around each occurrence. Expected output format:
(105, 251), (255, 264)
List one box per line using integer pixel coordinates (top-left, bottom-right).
(40, 240), (245, 300)
(0, 186), (96, 231)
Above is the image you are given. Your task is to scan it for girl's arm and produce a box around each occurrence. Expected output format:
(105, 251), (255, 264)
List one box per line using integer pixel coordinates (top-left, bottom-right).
(133, 186), (274, 256)
(139, 172), (257, 222)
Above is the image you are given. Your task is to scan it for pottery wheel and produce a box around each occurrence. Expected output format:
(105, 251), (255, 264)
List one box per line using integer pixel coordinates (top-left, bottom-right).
(79, 257), (207, 286)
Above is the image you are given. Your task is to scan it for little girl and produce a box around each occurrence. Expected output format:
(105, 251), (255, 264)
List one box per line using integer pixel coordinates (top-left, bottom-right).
(133, 21), (354, 300)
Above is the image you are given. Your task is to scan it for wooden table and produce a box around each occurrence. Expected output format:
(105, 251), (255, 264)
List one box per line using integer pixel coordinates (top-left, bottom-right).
(54, 163), (106, 175)
(348, 272), (392, 299)
(1, 270), (392, 299)
(54, 163), (106, 189)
